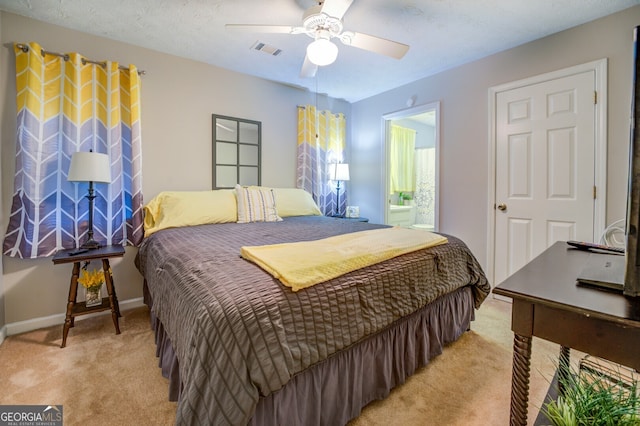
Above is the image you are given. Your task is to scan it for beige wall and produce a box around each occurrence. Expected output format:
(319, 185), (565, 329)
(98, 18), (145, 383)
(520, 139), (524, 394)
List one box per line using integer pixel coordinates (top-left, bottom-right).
(0, 12), (350, 325)
(351, 6), (639, 277)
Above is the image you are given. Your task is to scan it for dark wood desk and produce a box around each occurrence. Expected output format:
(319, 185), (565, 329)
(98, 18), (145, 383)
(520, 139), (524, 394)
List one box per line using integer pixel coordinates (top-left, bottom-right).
(52, 245), (125, 348)
(493, 241), (640, 426)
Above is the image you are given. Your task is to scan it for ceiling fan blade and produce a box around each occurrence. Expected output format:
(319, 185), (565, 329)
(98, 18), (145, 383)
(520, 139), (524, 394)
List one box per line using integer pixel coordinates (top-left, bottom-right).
(225, 24), (300, 34)
(341, 32), (409, 59)
(320, 0), (354, 19)
(300, 55), (318, 78)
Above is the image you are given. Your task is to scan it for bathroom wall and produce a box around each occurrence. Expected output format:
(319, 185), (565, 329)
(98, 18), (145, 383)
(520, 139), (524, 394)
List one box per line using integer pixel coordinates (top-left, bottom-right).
(388, 118), (436, 227)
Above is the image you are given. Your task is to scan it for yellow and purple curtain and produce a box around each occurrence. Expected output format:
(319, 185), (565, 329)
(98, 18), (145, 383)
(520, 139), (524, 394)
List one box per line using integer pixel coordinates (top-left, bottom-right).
(296, 105), (347, 215)
(3, 42), (144, 259)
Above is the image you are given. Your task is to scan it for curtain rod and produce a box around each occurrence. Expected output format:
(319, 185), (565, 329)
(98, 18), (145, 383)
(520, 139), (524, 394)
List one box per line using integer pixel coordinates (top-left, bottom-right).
(296, 105), (329, 113)
(15, 43), (146, 76)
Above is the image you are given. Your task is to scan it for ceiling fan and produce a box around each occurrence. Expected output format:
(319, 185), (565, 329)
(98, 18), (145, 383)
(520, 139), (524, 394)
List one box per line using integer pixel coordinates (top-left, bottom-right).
(226, 0), (410, 78)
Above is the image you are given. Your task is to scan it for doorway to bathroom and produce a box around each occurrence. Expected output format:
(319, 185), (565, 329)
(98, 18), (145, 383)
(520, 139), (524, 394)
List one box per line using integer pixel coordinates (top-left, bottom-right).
(383, 101), (440, 230)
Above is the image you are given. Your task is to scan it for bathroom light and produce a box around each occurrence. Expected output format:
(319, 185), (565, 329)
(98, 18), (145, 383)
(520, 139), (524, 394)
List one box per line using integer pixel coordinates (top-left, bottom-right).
(307, 32), (338, 66)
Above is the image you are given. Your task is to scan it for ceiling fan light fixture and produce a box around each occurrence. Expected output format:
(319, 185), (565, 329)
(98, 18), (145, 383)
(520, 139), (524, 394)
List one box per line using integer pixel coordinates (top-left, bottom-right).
(307, 38), (338, 66)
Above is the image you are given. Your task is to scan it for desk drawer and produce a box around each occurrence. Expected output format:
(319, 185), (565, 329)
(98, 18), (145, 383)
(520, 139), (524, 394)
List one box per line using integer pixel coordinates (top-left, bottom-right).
(533, 304), (640, 372)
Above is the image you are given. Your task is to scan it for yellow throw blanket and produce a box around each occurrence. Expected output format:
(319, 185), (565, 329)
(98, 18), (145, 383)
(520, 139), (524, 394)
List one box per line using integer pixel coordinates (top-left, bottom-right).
(241, 227), (448, 292)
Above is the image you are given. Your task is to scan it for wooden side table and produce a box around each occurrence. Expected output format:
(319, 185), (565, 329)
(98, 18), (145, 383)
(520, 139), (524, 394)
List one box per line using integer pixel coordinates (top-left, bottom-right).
(52, 245), (125, 348)
(493, 242), (640, 425)
(345, 216), (369, 222)
(332, 216), (370, 222)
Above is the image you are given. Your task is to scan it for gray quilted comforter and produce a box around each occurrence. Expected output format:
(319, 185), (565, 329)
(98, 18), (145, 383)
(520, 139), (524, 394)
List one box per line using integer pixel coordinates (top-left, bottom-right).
(135, 216), (490, 425)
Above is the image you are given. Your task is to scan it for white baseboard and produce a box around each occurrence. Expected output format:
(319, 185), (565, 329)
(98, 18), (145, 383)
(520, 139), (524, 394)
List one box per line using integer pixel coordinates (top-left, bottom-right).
(4, 297), (145, 337)
(0, 324), (6, 345)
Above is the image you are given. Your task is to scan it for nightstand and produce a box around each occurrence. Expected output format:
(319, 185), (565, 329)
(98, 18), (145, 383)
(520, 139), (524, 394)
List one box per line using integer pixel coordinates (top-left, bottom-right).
(333, 216), (369, 222)
(52, 245), (125, 348)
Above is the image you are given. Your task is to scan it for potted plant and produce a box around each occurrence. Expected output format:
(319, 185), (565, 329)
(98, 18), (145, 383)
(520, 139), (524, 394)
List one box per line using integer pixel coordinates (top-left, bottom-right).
(397, 192), (413, 206)
(78, 268), (104, 307)
(541, 361), (640, 425)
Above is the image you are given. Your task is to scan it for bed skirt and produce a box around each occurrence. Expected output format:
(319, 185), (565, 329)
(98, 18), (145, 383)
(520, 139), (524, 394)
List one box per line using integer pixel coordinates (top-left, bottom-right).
(144, 283), (475, 425)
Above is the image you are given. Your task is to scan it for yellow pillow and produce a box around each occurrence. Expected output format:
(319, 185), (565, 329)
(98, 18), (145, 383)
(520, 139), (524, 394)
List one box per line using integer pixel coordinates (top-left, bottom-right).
(236, 185), (282, 223)
(272, 188), (322, 217)
(143, 190), (237, 236)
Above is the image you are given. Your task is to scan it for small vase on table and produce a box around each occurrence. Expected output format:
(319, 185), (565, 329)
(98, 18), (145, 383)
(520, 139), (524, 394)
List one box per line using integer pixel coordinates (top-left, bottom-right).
(79, 267), (105, 308)
(85, 285), (102, 307)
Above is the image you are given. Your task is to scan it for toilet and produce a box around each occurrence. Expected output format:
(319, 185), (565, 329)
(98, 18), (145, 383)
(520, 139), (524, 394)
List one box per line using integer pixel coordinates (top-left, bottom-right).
(411, 223), (434, 231)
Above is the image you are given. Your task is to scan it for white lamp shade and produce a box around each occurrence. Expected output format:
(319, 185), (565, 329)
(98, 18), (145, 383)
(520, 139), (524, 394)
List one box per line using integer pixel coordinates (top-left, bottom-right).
(68, 151), (112, 183)
(307, 38), (338, 66)
(330, 163), (350, 181)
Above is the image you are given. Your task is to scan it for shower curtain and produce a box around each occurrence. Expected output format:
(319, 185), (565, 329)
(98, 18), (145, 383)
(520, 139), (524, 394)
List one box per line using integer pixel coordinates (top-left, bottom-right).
(414, 148), (436, 226)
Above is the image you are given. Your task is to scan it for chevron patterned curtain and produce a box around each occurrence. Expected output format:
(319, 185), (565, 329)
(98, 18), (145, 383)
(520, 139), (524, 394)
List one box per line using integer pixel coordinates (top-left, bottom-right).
(3, 42), (144, 259)
(296, 105), (347, 215)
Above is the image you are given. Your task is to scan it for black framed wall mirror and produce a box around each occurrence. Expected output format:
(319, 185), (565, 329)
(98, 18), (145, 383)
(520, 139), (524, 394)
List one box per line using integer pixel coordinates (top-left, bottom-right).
(212, 114), (262, 189)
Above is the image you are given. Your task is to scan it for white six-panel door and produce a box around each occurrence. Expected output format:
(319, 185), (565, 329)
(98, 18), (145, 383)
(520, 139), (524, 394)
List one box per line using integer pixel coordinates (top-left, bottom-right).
(493, 70), (596, 285)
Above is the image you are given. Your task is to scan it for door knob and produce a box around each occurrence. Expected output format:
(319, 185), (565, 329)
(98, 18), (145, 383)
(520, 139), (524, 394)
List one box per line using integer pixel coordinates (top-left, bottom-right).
(497, 203), (507, 211)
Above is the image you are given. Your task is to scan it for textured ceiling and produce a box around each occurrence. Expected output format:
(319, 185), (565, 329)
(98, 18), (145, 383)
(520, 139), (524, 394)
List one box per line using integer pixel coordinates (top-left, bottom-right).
(1, 0), (638, 102)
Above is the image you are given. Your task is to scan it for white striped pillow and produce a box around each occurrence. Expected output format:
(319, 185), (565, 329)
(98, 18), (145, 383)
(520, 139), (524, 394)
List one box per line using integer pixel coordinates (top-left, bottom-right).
(235, 185), (282, 223)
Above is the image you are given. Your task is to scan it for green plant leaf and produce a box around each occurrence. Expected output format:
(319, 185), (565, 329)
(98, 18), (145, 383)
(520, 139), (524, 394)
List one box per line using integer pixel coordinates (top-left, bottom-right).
(541, 361), (640, 426)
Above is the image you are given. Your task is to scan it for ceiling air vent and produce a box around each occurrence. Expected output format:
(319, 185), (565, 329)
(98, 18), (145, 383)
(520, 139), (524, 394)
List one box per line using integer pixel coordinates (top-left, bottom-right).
(251, 41), (282, 56)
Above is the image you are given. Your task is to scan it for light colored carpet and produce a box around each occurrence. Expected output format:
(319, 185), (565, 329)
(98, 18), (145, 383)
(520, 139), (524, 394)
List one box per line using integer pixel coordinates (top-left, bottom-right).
(0, 297), (561, 425)
(350, 297), (561, 426)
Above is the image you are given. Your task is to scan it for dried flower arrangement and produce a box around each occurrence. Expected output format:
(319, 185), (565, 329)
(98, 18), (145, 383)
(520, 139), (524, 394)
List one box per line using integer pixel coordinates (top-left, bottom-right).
(78, 268), (104, 290)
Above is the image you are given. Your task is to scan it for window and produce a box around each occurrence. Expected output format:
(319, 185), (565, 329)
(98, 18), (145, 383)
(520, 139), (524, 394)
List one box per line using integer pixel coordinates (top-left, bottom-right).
(212, 114), (261, 189)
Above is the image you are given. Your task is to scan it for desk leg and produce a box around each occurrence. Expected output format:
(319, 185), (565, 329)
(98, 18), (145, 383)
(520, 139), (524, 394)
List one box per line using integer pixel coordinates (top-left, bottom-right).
(61, 261), (81, 348)
(558, 346), (571, 397)
(102, 259), (121, 335)
(510, 333), (532, 426)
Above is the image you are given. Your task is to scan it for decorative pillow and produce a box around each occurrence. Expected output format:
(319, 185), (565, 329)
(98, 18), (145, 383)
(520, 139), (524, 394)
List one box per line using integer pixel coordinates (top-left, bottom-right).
(236, 185), (282, 223)
(272, 188), (322, 217)
(143, 190), (237, 236)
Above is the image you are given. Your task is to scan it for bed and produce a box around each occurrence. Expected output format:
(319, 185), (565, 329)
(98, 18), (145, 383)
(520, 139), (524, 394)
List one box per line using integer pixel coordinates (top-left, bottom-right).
(135, 188), (490, 425)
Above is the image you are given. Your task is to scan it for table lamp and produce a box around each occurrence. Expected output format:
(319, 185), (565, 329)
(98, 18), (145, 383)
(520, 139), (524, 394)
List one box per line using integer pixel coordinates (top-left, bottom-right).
(68, 150), (112, 249)
(330, 163), (350, 217)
